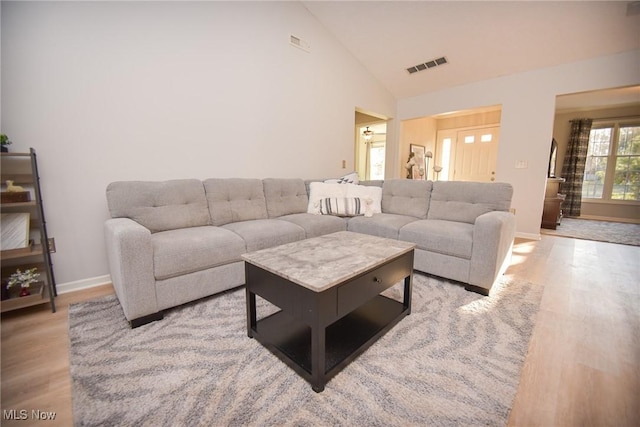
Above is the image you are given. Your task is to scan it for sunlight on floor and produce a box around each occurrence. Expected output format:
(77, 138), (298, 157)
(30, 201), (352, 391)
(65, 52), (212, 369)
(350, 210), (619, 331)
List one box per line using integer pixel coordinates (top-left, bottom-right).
(460, 240), (537, 315)
(459, 296), (499, 314)
(508, 240), (537, 268)
(459, 278), (513, 314)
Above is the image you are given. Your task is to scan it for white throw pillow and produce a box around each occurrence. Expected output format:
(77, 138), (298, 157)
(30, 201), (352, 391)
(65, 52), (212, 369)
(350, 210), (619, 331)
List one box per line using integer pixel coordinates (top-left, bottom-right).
(319, 197), (365, 217)
(307, 182), (381, 217)
(345, 184), (382, 216)
(307, 182), (347, 214)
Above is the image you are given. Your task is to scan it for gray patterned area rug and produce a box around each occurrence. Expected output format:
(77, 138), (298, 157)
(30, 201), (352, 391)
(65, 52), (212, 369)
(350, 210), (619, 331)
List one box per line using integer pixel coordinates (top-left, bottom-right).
(541, 218), (640, 246)
(68, 273), (542, 427)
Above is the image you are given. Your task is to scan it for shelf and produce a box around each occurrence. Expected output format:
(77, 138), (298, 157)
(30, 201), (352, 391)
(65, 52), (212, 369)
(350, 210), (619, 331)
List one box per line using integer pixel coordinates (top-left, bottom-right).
(0, 148), (56, 313)
(1, 281), (48, 313)
(1, 242), (44, 260)
(0, 201), (37, 210)
(1, 152), (32, 157)
(254, 295), (406, 375)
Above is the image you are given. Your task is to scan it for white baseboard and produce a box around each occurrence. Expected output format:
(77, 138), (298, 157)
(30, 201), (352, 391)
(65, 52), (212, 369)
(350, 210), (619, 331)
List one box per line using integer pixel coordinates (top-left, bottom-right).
(57, 274), (112, 294)
(515, 231), (541, 241)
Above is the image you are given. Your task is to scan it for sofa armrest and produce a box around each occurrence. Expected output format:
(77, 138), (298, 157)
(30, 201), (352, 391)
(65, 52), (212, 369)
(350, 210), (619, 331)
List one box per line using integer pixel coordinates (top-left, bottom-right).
(104, 218), (158, 323)
(469, 211), (516, 292)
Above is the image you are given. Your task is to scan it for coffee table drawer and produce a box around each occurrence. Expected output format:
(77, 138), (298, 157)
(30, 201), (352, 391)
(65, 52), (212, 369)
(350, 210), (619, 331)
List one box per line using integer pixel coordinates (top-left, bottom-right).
(337, 251), (413, 317)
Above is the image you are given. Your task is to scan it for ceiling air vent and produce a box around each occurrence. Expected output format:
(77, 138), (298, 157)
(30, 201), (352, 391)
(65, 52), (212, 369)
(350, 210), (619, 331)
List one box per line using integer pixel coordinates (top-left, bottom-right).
(407, 56), (448, 74)
(290, 34), (311, 53)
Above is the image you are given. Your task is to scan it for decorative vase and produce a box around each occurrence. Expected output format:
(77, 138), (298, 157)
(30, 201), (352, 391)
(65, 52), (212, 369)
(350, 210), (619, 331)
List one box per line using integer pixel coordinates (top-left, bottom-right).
(19, 287), (30, 297)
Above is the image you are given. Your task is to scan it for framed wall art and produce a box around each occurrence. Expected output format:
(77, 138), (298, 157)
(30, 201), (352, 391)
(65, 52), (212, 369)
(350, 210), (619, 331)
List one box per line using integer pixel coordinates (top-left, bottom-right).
(1, 213), (30, 251)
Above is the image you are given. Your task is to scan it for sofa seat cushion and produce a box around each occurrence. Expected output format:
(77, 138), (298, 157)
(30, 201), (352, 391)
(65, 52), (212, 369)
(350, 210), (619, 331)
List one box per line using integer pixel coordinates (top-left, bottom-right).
(223, 219), (305, 252)
(399, 219), (473, 259)
(152, 226), (246, 280)
(347, 213), (417, 240)
(277, 213), (347, 238)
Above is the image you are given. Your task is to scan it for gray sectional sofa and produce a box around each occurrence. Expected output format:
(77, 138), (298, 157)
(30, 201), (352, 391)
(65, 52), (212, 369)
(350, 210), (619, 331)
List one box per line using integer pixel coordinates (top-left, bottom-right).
(105, 178), (515, 327)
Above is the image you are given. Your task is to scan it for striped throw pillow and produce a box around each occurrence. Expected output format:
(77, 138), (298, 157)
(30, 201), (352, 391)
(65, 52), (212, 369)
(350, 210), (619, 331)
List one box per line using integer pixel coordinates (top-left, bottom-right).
(319, 197), (364, 217)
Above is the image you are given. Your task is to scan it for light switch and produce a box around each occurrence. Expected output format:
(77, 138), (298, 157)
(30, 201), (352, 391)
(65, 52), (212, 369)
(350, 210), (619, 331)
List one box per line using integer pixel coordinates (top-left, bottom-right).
(515, 160), (528, 169)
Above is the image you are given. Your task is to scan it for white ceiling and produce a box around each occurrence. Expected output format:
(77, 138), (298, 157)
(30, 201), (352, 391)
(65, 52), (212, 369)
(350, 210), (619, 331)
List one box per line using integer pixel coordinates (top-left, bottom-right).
(302, 1), (640, 100)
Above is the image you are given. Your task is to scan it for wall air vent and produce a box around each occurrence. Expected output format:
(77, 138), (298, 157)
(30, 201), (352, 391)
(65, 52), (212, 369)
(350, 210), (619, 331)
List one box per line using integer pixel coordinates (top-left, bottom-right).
(407, 56), (448, 74)
(290, 34), (311, 53)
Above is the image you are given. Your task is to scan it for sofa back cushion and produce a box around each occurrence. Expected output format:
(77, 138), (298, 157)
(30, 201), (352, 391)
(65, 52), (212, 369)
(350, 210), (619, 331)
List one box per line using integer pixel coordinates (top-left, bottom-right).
(428, 181), (513, 224)
(204, 178), (268, 226)
(381, 179), (432, 219)
(106, 180), (210, 233)
(359, 180), (384, 188)
(263, 178), (309, 218)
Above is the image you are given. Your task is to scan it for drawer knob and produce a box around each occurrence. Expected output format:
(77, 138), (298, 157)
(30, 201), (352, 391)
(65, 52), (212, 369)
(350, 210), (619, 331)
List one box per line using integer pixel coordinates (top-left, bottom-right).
(373, 277), (381, 283)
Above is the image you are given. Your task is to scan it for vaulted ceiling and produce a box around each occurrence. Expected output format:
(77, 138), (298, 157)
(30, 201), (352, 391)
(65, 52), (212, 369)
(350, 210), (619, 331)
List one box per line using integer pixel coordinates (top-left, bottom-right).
(303, 1), (640, 100)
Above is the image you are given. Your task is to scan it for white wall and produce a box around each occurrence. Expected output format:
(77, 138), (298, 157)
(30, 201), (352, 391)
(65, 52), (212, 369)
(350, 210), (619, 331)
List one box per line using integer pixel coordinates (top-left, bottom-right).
(399, 50), (640, 239)
(1, 1), (396, 288)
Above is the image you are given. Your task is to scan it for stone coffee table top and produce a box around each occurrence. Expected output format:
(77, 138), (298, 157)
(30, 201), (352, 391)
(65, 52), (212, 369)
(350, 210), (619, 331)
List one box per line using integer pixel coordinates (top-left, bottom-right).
(241, 231), (415, 292)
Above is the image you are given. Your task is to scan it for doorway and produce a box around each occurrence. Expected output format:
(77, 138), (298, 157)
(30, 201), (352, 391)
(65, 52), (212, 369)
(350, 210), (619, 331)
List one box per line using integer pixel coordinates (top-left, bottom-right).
(401, 106), (501, 182)
(355, 111), (388, 180)
(358, 123), (387, 180)
(435, 126), (500, 182)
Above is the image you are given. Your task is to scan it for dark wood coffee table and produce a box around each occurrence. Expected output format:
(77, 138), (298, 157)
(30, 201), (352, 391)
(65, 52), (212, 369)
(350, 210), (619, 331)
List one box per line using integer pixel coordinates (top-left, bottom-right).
(242, 231), (415, 392)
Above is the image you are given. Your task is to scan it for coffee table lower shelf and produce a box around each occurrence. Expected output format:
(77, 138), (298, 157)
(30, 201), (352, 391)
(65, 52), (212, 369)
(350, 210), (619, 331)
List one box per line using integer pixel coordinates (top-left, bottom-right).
(250, 294), (407, 391)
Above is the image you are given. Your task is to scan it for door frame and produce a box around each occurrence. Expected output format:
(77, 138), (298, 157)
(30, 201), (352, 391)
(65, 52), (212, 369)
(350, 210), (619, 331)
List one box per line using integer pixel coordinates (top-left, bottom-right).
(355, 109), (390, 181)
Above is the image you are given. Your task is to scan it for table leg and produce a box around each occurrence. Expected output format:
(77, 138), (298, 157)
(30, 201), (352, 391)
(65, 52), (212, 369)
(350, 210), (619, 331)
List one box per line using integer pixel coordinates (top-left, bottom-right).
(246, 288), (256, 338)
(403, 274), (412, 315)
(311, 324), (326, 393)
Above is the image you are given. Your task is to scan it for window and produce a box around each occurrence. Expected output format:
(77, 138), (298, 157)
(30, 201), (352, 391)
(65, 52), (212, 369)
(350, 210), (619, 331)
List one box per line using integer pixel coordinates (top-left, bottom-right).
(582, 121), (640, 201)
(357, 123), (386, 181)
(369, 141), (386, 180)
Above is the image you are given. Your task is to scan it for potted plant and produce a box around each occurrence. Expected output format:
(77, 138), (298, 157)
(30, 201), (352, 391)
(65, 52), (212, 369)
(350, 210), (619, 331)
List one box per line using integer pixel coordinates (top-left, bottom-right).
(7, 268), (40, 297)
(0, 134), (12, 153)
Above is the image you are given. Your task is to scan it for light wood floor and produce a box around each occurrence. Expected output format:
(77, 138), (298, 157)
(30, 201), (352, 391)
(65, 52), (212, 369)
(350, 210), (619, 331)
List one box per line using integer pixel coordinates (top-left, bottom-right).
(1, 235), (639, 426)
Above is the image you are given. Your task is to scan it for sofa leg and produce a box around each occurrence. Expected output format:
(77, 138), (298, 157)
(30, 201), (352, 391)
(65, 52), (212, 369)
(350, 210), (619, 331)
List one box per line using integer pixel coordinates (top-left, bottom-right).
(129, 312), (164, 328)
(464, 284), (490, 296)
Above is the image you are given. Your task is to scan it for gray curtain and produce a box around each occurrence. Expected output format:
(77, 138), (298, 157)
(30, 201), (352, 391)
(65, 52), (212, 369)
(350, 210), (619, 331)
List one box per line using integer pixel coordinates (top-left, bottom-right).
(560, 118), (593, 217)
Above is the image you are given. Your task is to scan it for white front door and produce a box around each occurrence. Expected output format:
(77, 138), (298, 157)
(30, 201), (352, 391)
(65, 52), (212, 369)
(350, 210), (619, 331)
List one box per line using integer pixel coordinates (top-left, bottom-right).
(453, 127), (500, 182)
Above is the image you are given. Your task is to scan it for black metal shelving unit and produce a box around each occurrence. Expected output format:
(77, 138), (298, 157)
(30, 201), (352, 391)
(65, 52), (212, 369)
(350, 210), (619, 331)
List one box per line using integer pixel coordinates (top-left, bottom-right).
(1, 148), (56, 313)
